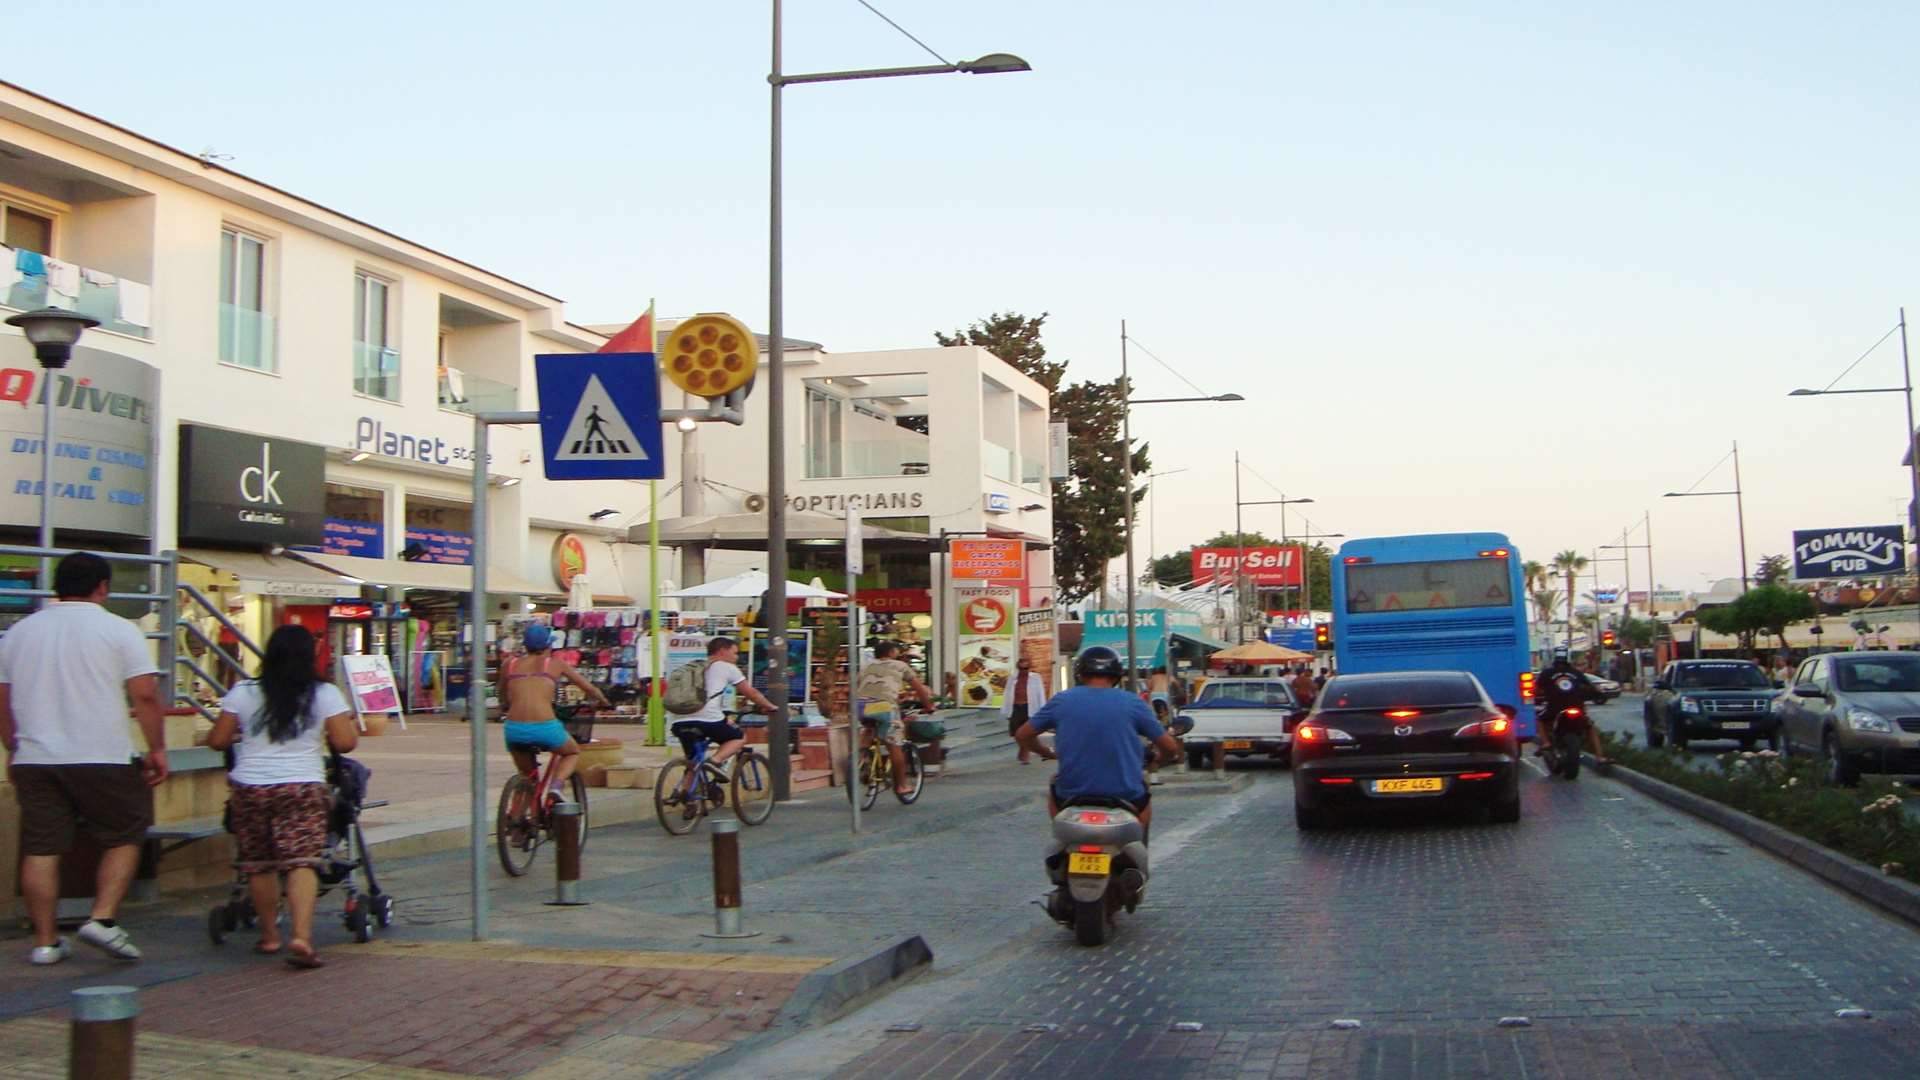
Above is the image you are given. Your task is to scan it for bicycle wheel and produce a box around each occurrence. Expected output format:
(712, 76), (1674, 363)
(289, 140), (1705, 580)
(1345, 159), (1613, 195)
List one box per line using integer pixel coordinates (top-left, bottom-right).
(731, 749), (776, 825)
(894, 744), (925, 804)
(860, 749), (883, 811)
(653, 757), (702, 836)
(569, 774), (591, 851)
(495, 775), (539, 876)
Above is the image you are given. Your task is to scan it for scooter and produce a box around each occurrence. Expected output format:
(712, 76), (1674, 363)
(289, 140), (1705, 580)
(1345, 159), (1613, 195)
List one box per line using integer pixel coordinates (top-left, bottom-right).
(1044, 800), (1151, 946)
(1537, 704), (1587, 780)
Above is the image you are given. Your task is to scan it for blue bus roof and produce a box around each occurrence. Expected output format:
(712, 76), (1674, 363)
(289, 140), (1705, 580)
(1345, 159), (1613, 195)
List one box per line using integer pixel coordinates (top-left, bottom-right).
(1337, 533), (1516, 557)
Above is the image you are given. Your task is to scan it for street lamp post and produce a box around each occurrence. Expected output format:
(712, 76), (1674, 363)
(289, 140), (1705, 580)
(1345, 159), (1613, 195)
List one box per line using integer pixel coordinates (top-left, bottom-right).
(4, 308), (99, 593)
(1145, 467), (1187, 563)
(1601, 514), (1655, 688)
(1790, 307), (1920, 644)
(769, 1), (1028, 797)
(1664, 440), (1749, 594)
(1235, 479), (1313, 643)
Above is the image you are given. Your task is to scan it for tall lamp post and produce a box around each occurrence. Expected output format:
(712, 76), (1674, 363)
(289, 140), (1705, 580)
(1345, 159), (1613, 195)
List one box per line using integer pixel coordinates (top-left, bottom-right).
(1144, 467), (1188, 563)
(1665, 440), (1750, 594)
(1790, 307), (1920, 644)
(4, 308), (98, 593)
(769, 2), (1028, 798)
(1119, 322), (1240, 689)
(1289, 526), (1345, 629)
(1601, 513), (1655, 687)
(1233, 472), (1312, 643)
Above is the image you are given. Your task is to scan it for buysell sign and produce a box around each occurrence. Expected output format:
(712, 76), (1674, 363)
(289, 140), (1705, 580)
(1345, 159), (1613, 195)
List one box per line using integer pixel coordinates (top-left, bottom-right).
(1791, 525), (1905, 580)
(178, 424), (325, 547)
(1190, 545), (1303, 586)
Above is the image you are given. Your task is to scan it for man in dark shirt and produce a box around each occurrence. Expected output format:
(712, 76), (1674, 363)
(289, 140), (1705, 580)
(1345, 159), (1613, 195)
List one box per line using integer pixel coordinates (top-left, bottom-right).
(1016, 647), (1180, 838)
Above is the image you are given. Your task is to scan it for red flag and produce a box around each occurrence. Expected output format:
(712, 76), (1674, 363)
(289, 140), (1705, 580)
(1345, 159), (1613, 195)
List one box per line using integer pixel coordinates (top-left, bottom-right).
(598, 300), (654, 354)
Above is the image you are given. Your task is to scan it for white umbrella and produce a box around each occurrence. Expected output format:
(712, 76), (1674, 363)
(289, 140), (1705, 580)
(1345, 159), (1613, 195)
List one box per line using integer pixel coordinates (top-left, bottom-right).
(662, 567), (846, 600)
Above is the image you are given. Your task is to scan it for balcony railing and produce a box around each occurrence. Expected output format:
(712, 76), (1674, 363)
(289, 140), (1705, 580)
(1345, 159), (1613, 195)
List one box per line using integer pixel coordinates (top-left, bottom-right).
(804, 438), (932, 478)
(982, 439), (1015, 481)
(1021, 453), (1047, 486)
(3, 247), (151, 338)
(353, 340), (401, 401)
(218, 302), (275, 372)
(438, 367), (517, 414)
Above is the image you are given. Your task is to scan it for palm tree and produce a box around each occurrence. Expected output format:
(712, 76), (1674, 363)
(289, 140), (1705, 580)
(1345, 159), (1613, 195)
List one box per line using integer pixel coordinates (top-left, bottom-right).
(1551, 550), (1589, 647)
(1532, 589), (1560, 625)
(1521, 560), (1547, 597)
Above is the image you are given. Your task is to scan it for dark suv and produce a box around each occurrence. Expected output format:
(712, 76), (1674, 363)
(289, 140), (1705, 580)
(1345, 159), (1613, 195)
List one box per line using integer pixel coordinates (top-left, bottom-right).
(1644, 659), (1780, 750)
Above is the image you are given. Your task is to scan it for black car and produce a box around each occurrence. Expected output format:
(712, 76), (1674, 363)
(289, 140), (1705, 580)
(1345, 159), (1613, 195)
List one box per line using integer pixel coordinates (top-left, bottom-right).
(1643, 659), (1779, 750)
(1291, 670), (1521, 829)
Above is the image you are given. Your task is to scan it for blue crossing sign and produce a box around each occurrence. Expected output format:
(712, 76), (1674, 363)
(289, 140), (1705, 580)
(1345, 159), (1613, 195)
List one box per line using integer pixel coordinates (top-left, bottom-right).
(534, 353), (665, 480)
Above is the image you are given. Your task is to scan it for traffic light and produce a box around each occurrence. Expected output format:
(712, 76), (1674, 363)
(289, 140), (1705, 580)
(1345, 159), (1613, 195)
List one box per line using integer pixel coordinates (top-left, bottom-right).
(661, 313), (757, 398)
(1314, 622), (1331, 649)
(1601, 629), (1617, 649)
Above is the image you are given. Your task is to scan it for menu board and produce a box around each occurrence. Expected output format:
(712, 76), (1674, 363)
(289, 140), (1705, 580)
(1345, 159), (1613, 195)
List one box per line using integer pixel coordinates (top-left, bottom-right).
(1017, 608), (1056, 694)
(338, 653), (405, 729)
(749, 628), (813, 704)
(954, 586), (1016, 708)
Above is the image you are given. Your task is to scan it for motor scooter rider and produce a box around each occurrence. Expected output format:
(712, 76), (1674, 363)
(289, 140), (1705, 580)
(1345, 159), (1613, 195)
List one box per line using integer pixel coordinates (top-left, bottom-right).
(1536, 647), (1607, 764)
(1015, 646), (1181, 841)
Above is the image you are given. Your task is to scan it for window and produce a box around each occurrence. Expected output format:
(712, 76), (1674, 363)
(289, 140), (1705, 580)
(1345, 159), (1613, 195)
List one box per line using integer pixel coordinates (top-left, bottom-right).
(218, 227), (273, 370)
(802, 374), (931, 478)
(1836, 656), (1920, 693)
(1345, 558), (1513, 613)
(1, 201), (53, 255)
(1673, 662), (1769, 690)
(353, 271), (398, 400)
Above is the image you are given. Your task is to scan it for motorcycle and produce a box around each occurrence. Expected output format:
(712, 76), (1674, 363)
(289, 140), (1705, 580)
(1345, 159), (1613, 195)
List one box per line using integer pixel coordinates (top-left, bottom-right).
(1538, 704), (1588, 780)
(1044, 799), (1151, 946)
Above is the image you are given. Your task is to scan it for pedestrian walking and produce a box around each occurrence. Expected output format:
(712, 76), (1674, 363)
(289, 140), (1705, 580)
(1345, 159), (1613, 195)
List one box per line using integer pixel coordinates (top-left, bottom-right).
(1290, 666), (1318, 711)
(1001, 657), (1049, 764)
(0, 552), (167, 966)
(205, 625), (357, 968)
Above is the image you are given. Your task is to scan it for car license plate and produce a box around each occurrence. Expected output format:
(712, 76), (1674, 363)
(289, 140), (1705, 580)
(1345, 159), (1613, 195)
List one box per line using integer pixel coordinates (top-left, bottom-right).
(1372, 777), (1445, 794)
(1223, 740), (1252, 750)
(1067, 852), (1111, 875)
(1720, 722), (1751, 731)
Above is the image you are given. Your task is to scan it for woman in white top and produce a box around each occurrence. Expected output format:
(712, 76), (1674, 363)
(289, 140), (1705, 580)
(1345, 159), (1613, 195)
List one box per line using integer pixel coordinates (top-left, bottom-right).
(207, 625), (357, 968)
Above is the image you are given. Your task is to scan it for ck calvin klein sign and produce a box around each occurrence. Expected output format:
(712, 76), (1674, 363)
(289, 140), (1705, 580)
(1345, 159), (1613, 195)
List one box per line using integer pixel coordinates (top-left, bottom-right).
(177, 423), (325, 547)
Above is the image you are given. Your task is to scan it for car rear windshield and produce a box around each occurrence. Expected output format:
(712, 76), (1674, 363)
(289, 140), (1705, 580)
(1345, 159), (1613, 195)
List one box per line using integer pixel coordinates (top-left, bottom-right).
(1192, 682), (1292, 708)
(1835, 656), (1920, 693)
(1674, 663), (1769, 690)
(1345, 558), (1513, 613)
(1318, 675), (1482, 710)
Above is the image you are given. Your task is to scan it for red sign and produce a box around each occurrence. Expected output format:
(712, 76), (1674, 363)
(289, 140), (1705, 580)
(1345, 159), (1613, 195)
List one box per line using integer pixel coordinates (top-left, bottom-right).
(1191, 546), (1302, 587)
(857, 588), (932, 613)
(950, 539), (1024, 580)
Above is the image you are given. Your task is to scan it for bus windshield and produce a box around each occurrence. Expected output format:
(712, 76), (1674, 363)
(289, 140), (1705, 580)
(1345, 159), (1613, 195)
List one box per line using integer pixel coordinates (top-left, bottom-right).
(1345, 558), (1513, 613)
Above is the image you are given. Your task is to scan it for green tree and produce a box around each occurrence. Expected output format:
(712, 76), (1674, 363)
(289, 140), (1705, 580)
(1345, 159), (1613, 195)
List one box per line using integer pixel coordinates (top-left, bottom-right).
(1696, 602), (1753, 652)
(1532, 589), (1561, 625)
(1617, 615), (1658, 649)
(1754, 553), (1790, 586)
(1521, 559), (1548, 597)
(1737, 584), (1817, 652)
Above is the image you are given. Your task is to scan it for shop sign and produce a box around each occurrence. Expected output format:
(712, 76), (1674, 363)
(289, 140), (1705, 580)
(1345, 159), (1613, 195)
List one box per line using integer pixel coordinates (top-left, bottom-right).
(985, 492), (1012, 514)
(178, 424), (325, 547)
(551, 533), (588, 589)
(1191, 545), (1302, 587)
(785, 491), (925, 513)
(855, 588), (931, 613)
(954, 586), (1015, 707)
(352, 417), (488, 466)
(1048, 422), (1070, 480)
(1651, 589), (1688, 608)
(1591, 587), (1622, 604)
(1018, 608), (1056, 693)
(950, 538), (1023, 580)
(293, 517), (384, 559)
(338, 654), (402, 717)
(404, 525), (473, 565)
(0, 338), (157, 537)
(247, 580), (341, 599)
(748, 627), (811, 703)
(1791, 525), (1904, 580)
(329, 602), (374, 620)
(635, 632), (709, 678)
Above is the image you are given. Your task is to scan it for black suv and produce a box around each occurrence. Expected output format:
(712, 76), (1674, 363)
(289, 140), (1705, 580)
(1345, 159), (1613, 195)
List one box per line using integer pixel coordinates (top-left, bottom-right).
(1644, 659), (1780, 750)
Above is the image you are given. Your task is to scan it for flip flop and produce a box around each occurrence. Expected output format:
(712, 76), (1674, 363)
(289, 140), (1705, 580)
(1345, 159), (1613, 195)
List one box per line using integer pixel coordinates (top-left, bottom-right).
(285, 942), (324, 969)
(253, 942), (284, 955)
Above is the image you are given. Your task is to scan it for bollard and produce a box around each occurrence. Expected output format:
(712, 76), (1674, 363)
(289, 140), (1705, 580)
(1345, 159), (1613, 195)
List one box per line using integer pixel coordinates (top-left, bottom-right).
(700, 819), (760, 939)
(69, 985), (138, 1080)
(1210, 744), (1227, 774)
(543, 801), (588, 907)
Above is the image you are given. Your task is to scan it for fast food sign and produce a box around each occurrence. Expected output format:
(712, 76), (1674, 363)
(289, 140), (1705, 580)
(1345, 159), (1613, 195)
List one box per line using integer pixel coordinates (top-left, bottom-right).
(954, 585), (1016, 707)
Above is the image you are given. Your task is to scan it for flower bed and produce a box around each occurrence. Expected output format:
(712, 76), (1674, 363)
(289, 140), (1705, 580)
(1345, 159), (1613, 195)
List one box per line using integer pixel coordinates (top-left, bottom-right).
(1601, 731), (1920, 886)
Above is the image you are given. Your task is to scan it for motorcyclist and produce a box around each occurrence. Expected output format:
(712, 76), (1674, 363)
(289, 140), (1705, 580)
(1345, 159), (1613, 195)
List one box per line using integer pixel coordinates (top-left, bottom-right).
(1536, 648), (1607, 764)
(1015, 646), (1182, 841)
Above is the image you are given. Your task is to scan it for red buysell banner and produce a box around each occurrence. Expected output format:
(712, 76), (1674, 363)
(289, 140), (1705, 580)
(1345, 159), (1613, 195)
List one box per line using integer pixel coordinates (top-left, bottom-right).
(1190, 546), (1303, 587)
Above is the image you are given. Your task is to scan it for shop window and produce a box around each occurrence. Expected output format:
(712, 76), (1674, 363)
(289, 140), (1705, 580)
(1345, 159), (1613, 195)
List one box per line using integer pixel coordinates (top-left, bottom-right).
(219, 226), (274, 371)
(353, 270), (399, 401)
(2, 201), (53, 255)
(293, 482), (387, 559)
(802, 374), (931, 479)
(403, 495), (473, 565)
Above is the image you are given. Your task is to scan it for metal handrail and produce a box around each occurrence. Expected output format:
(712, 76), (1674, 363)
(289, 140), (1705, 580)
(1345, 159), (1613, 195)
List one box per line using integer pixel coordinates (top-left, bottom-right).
(176, 583), (264, 660)
(176, 620), (251, 685)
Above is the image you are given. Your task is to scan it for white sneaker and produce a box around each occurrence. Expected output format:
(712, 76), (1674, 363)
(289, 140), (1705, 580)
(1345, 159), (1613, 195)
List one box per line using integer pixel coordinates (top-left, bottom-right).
(77, 920), (141, 961)
(28, 938), (70, 966)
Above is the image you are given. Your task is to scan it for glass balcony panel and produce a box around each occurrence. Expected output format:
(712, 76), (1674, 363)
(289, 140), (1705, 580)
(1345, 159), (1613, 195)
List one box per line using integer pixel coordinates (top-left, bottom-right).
(3, 247), (151, 339)
(1020, 453), (1046, 486)
(438, 367), (517, 414)
(218, 302), (276, 371)
(982, 439), (1015, 481)
(354, 340), (401, 401)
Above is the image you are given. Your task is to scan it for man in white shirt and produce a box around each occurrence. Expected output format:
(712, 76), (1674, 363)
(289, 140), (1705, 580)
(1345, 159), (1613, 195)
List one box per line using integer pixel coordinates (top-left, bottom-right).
(0, 552), (167, 965)
(670, 636), (776, 772)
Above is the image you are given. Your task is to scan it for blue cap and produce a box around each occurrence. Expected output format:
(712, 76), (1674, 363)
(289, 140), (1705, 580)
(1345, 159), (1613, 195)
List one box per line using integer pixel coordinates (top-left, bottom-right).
(523, 624), (553, 651)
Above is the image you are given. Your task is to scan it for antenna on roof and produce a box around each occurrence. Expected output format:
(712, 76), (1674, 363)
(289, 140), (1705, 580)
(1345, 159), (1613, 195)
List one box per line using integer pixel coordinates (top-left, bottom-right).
(197, 147), (234, 167)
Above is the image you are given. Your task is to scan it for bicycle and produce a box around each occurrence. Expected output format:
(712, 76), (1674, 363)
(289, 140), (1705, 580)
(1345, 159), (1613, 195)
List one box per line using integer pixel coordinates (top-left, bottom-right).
(495, 713), (594, 877)
(653, 723), (776, 836)
(849, 710), (926, 810)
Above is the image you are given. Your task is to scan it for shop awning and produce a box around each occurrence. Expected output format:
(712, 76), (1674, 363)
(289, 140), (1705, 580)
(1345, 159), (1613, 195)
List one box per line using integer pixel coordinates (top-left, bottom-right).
(1171, 628), (1231, 653)
(180, 549), (361, 598)
(297, 554), (560, 597)
(629, 512), (937, 551)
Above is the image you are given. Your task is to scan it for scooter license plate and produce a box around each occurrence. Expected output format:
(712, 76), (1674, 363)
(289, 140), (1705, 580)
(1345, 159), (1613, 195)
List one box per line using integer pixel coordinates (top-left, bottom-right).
(1067, 852), (1111, 875)
(1223, 740), (1252, 750)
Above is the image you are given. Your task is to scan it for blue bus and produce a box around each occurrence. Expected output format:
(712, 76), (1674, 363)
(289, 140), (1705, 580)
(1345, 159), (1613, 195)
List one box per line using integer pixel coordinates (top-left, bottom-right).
(1329, 533), (1538, 739)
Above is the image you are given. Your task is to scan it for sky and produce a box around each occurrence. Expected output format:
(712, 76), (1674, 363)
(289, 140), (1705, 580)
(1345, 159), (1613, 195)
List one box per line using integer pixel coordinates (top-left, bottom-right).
(12, 0), (1920, 595)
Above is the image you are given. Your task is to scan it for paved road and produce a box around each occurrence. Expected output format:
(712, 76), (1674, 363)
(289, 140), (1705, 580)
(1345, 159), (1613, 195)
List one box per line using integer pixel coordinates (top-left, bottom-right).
(730, 754), (1920, 1078)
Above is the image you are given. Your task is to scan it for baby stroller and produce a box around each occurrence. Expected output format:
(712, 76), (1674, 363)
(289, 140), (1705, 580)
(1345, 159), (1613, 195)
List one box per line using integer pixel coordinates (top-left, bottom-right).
(207, 752), (395, 946)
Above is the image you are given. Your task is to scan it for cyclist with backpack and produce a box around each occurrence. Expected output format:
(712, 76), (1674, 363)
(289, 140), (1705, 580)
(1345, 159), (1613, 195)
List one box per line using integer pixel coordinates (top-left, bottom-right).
(664, 637), (777, 780)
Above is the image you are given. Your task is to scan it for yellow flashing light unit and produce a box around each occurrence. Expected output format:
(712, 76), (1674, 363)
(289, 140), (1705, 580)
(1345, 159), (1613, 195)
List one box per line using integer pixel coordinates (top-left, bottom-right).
(662, 313), (756, 398)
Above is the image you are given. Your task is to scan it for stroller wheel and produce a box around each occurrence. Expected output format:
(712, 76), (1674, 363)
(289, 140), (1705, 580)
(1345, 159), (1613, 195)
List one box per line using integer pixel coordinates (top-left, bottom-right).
(207, 906), (228, 946)
(373, 894), (395, 929)
(345, 903), (373, 944)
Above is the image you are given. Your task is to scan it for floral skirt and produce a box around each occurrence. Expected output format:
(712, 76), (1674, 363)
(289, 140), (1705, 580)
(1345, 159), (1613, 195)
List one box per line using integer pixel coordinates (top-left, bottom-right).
(228, 781), (331, 873)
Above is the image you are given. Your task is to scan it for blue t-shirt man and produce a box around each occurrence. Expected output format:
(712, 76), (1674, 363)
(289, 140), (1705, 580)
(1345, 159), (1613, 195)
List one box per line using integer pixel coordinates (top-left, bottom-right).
(1028, 686), (1167, 803)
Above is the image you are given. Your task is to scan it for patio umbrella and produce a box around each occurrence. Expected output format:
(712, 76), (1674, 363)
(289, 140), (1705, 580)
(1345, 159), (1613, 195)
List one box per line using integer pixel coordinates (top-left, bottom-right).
(662, 567), (846, 600)
(1209, 640), (1312, 665)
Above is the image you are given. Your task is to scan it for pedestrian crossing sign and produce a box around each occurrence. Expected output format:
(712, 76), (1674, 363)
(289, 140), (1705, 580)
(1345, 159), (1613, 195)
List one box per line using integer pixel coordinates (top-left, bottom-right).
(534, 353), (665, 480)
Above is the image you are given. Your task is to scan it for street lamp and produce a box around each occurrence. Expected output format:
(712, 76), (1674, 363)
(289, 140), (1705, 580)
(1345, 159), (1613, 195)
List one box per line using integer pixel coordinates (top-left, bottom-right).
(767, 1), (1028, 798)
(1143, 468), (1188, 561)
(1790, 308), (1919, 643)
(1664, 440), (1749, 594)
(1232, 467), (1312, 644)
(1119, 322), (1240, 688)
(4, 308), (99, 593)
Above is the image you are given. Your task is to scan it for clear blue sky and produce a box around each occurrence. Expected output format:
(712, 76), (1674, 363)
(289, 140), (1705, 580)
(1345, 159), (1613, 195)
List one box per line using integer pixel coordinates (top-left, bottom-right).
(14, 1), (1920, 593)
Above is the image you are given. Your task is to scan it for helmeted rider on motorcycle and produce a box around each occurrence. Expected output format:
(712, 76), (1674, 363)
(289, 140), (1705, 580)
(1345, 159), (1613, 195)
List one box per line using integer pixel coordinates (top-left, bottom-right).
(1536, 647), (1607, 764)
(1015, 646), (1182, 842)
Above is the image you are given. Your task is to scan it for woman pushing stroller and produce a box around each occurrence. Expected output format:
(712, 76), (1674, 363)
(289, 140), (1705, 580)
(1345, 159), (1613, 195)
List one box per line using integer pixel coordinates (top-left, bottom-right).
(206, 625), (357, 968)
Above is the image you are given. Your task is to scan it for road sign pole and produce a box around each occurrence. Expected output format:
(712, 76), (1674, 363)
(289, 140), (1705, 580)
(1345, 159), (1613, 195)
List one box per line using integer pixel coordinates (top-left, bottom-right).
(648, 478), (666, 746)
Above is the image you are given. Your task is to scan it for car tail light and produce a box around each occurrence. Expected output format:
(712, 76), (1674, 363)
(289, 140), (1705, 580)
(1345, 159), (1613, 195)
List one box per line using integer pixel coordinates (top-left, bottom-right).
(1076, 844), (1105, 853)
(1385, 709), (1420, 719)
(1318, 776), (1355, 785)
(1296, 724), (1354, 743)
(1519, 672), (1536, 703)
(1458, 771), (1495, 781)
(1454, 714), (1512, 738)
(1073, 811), (1111, 825)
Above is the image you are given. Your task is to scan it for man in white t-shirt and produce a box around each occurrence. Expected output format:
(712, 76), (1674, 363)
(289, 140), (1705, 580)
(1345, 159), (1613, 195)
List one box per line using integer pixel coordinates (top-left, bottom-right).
(0, 552), (166, 966)
(670, 636), (775, 773)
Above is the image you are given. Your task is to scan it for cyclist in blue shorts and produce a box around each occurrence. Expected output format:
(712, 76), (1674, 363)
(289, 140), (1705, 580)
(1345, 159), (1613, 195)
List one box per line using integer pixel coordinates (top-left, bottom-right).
(500, 625), (608, 803)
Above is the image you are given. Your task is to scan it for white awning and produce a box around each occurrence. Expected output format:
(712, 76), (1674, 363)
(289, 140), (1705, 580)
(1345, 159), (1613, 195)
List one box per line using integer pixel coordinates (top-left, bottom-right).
(180, 549), (361, 599)
(297, 554), (559, 597)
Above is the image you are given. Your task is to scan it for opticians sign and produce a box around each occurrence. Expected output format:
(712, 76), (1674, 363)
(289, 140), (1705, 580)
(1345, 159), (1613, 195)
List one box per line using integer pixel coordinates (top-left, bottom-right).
(1792, 525), (1904, 580)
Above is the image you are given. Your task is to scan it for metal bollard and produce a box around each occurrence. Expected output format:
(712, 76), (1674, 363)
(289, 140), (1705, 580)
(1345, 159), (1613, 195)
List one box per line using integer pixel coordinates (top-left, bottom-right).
(543, 801), (588, 907)
(700, 819), (760, 939)
(69, 985), (138, 1080)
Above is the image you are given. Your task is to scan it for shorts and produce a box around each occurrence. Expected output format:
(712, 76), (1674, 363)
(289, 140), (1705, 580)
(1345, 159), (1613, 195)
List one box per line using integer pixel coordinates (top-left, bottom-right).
(1007, 703), (1030, 737)
(1049, 780), (1149, 811)
(13, 763), (153, 856)
(672, 719), (745, 759)
(859, 701), (903, 746)
(227, 781), (331, 874)
(503, 720), (572, 752)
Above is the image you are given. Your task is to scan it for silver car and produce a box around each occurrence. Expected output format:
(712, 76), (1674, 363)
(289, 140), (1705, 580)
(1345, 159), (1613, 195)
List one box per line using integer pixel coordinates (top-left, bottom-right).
(1776, 651), (1920, 784)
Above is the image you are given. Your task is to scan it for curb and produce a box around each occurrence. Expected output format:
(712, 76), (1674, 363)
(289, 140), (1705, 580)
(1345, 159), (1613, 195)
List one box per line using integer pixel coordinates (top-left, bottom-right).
(1590, 755), (1920, 928)
(685, 934), (932, 1078)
